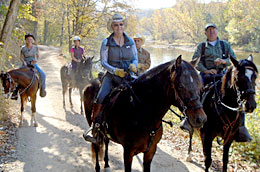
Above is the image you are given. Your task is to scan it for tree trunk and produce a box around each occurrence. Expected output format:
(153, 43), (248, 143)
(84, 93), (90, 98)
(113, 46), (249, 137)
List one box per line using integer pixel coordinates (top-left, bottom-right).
(60, 10), (66, 47)
(31, 0), (38, 42)
(43, 19), (48, 45)
(0, 0), (21, 47)
(67, 5), (72, 52)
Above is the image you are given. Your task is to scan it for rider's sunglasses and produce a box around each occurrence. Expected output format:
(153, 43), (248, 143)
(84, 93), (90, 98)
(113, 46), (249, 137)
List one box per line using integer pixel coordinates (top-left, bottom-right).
(134, 39), (141, 43)
(113, 23), (124, 27)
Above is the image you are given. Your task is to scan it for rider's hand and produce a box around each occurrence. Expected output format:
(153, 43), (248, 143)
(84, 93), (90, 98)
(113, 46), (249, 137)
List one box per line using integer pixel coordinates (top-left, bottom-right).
(204, 69), (217, 74)
(129, 64), (137, 74)
(23, 61), (27, 66)
(77, 59), (81, 63)
(214, 58), (226, 66)
(137, 63), (144, 70)
(114, 68), (126, 78)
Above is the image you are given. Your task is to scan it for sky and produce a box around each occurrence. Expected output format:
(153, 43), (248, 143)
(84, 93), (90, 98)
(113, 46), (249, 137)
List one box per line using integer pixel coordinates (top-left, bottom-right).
(134, 0), (224, 9)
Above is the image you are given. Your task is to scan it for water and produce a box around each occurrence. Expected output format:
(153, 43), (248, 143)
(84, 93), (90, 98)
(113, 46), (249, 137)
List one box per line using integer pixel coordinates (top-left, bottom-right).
(144, 43), (260, 71)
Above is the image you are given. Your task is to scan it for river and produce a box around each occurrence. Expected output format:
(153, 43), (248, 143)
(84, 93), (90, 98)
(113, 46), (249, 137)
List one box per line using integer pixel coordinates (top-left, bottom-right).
(144, 43), (260, 71)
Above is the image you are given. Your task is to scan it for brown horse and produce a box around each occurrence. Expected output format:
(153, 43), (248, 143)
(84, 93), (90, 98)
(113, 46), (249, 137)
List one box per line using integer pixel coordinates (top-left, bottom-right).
(0, 66), (39, 127)
(60, 56), (94, 114)
(83, 55), (207, 172)
(186, 55), (258, 172)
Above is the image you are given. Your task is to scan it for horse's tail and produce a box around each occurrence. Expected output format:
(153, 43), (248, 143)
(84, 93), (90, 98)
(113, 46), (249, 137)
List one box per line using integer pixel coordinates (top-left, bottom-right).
(91, 140), (104, 164)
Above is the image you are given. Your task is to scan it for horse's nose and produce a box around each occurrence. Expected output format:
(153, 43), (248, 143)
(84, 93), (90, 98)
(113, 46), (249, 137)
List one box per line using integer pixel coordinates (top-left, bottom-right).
(245, 101), (256, 113)
(196, 115), (207, 126)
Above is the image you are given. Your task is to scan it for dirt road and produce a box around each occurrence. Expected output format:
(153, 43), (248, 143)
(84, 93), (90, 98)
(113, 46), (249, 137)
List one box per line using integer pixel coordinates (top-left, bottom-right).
(3, 46), (204, 172)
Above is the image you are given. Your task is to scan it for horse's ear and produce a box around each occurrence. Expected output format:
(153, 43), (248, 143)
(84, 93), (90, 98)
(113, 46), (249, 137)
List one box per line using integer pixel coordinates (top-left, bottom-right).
(91, 56), (94, 60)
(248, 54), (253, 62)
(176, 55), (182, 68)
(230, 56), (239, 68)
(190, 57), (200, 67)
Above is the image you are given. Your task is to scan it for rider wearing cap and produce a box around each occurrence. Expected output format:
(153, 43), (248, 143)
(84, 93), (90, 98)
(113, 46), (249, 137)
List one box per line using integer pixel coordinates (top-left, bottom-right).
(83, 13), (138, 143)
(12, 33), (46, 99)
(181, 23), (251, 142)
(133, 34), (151, 74)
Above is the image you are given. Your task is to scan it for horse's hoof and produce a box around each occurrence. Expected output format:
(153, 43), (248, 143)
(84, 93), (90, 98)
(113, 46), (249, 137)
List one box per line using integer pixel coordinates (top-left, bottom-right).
(186, 155), (192, 162)
(104, 167), (111, 172)
(34, 123), (38, 127)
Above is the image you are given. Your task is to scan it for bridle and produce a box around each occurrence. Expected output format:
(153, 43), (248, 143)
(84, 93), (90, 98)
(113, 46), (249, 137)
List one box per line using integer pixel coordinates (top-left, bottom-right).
(1, 73), (16, 99)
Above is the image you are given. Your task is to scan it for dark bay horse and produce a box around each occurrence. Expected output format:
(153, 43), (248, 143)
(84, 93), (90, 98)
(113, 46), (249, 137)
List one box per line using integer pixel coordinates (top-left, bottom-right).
(60, 56), (94, 114)
(0, 66), (39, 127)
(84, 55), (207, 172)
(187, 55), (258, 172)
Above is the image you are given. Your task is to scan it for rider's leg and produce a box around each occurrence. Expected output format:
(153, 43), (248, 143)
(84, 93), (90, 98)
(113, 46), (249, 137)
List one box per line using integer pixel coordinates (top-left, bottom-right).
(34, 64), (46, 97)
(234, 112), (252, 142)
(83, 73), (113, 143)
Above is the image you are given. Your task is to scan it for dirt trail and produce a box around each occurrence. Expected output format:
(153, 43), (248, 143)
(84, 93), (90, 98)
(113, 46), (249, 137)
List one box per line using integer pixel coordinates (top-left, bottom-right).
(4, 46), (204, 172)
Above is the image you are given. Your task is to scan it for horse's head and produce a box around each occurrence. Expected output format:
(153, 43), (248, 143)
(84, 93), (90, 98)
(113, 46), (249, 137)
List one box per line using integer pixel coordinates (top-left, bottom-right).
(0, 71), (16, 99)
(228, 55), (258, 113)
(171, 55), (207, 128)
(77, 56), (94, 78)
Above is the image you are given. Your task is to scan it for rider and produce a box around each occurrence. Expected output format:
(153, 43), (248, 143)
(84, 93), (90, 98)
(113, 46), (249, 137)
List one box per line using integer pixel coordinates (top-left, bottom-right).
(70, 36), (85, 73)
(84, 13), (138, 143)
(181, 23), (251, 142)
(133, 34), (151, 74)
(12, 33), (46, 99)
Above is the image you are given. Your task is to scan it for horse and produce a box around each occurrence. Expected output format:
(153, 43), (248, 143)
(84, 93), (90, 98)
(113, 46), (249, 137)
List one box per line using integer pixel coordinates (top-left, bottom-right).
(60, 56), (94, 114)
(83, 55), (207, 172)
(0, 66), (39, 127)
(186, 55), (258, 172)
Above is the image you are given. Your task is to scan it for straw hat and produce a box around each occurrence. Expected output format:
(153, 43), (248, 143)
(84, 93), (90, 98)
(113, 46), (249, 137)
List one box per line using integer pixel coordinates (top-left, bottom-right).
(133, 34), (145, 45)
(107, 13), (127, 33)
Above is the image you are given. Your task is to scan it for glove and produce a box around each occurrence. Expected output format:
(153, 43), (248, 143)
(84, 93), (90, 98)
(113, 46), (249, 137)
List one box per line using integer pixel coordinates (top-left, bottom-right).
(137, 63), (145, 70)
(129, 64), (137, 73)
(114, 68), (126, 78)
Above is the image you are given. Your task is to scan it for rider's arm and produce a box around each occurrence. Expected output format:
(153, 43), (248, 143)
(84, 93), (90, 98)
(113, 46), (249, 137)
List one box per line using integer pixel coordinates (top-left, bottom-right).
(143, 50), (151, 70)
(224, 42), (237, 66)
(20, 47), (27, 65)
(70, 48), (80, 62)
(100, 39), (117, 74)
(130, 40), (138, 67)
(192, 43), (207, 73)
(36, 46), (39, 60)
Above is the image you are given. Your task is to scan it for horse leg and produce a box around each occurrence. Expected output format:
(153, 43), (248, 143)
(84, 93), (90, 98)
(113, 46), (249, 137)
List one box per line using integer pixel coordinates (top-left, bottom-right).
(80, 89), (83, 115)
(202, 134), (213, 172)
(186, 129), (194, 162)
(123, 148), (134, 172)
(30, 94), (38, 127)
(62, 85), (67, 108)
(93, 143), (101, 172)
(69, 87), (73, 108)
(104, 139), (110, 172)
(19, 95), (27, 127)
(143, 144), (157, 172)
(222, 141), (232, 172)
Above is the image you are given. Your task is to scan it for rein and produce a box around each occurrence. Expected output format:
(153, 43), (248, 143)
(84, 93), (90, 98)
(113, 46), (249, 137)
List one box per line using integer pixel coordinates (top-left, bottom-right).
(212, 76), (242, 145)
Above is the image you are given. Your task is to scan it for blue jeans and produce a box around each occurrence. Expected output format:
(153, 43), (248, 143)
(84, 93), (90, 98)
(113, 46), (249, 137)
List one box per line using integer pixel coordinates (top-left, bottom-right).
(96, 72), (123, 104)
(34, 64), (46, 90)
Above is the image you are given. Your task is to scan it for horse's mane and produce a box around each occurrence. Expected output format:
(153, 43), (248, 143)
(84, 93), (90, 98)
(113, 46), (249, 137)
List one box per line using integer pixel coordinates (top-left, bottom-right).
(135, 60), (174, 84)
(221, 59), (258, 95)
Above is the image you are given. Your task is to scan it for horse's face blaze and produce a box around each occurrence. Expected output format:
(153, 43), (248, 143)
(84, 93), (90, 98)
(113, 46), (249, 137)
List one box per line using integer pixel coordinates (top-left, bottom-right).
(235, 62), (258, 113)
(174, 63), (207, 128)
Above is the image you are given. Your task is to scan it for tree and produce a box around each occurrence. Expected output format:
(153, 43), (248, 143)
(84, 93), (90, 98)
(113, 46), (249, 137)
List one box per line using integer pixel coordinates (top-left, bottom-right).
(0, 0), (21, 48)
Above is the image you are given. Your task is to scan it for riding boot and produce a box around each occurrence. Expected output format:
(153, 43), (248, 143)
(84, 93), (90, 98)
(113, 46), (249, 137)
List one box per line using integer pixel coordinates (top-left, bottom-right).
(83, 104), (103, 143)
(40, 88), (47, 97)
(11, 86), (19, 100)
(234, 112), (252, 142)
(180, 118), (193, 133)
